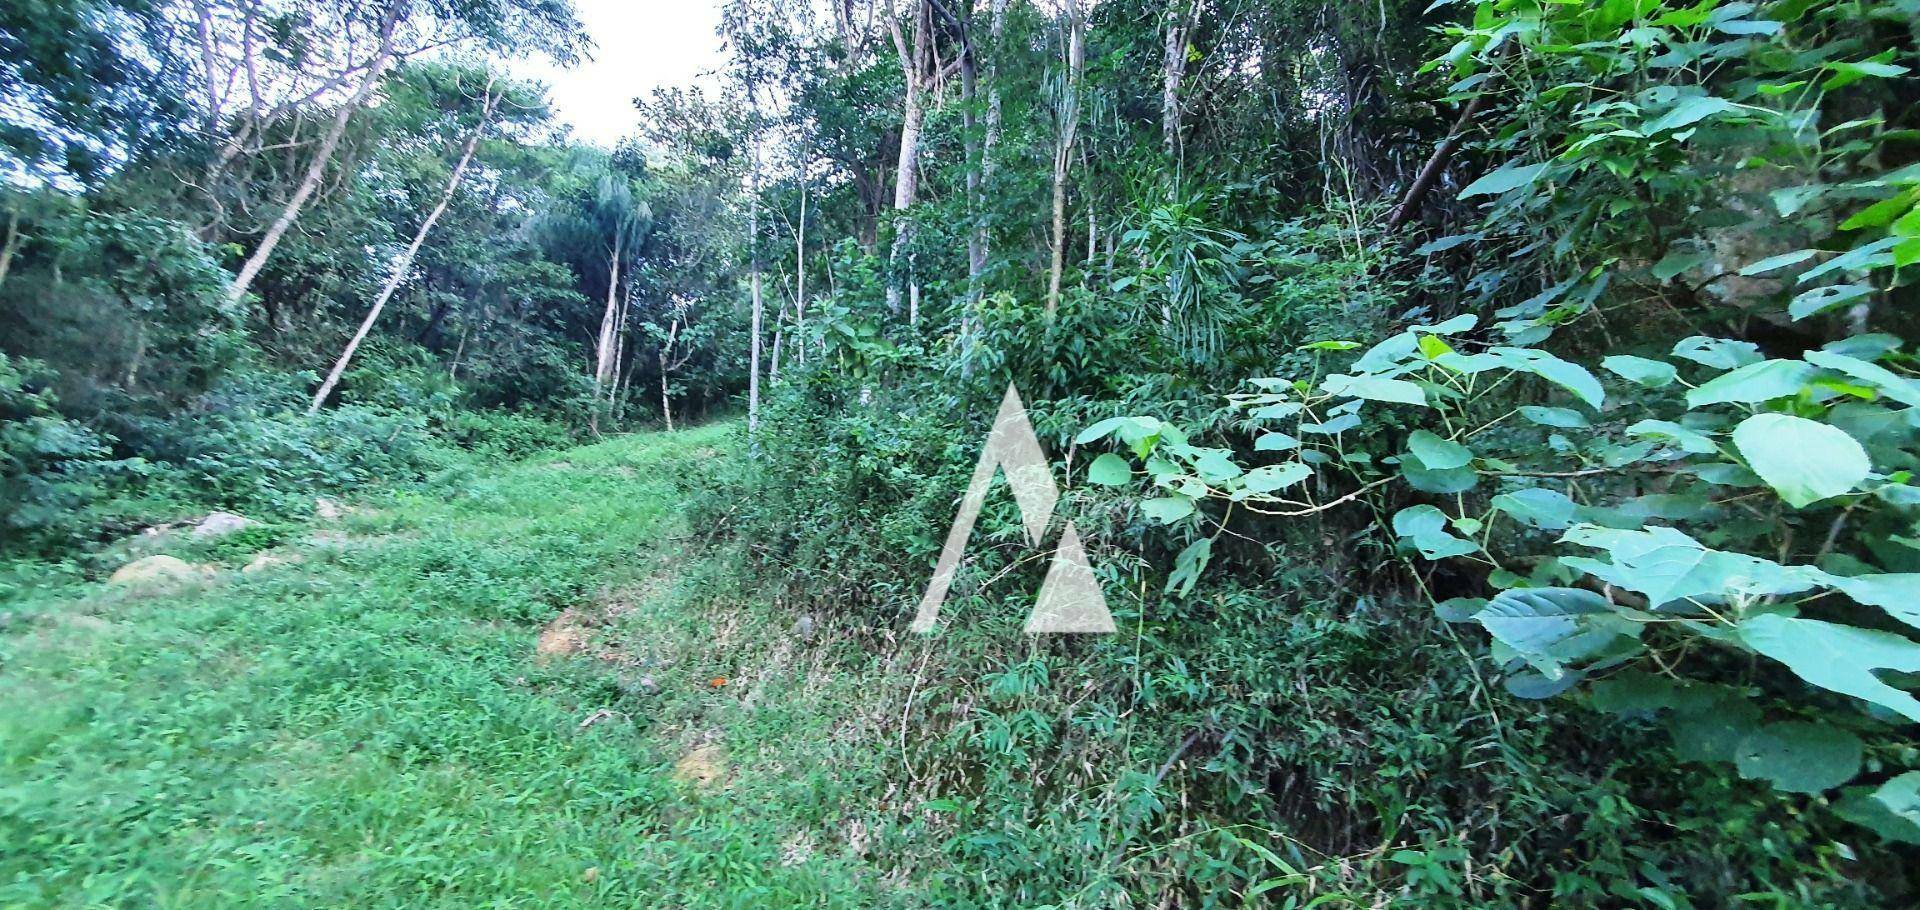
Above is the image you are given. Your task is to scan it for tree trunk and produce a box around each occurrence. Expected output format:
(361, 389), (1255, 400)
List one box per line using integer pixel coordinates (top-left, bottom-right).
(660, 364), (674, 431)
(769, 321), (784, 383)
(309, 83), (493, 415)
(1046, 0), (1085, 316)
(123, 322), (147, 389)
(959, 5), (984, 289)
(659, 316), (682, 431)
(610, 282), (632, 418)
(1386, 82), (1499, 231)
(0, 208), (21, 287)
(227, 1), (403, 309)
(589, 234), (623, 435)
(885, 0), (930, 319)
(748, 121), (765, 436)
(1161, 0), (1193, 171)
(794, 168), (807, 367)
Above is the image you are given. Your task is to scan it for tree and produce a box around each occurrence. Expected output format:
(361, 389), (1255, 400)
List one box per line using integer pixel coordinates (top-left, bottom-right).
(1045, 0), (1084, 315)
(219, 0), (584, 309)
(308, 69), (504, 414)
(884, 0), (941, 322)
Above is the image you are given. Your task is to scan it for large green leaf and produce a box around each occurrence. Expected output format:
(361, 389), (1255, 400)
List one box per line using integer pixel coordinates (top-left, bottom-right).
(1391, 505), (1478, 560)
(1836, 774), (1920, 846)
(1488, 347), (1605, 409)
(1602, 355), (1678, 388)
(1737, 249), (1818, 276)
(1519, 405), (1588, 428)
(1733, 722), (1864, 794)
(1830, 574), (1920, 630)
(1736, 614), (1920, 722)
(1491, 487), (1577, 530)
(1806, 350), (1920, 408)
(1459, 161), (1548, 198)
(1732, 413), (1870, 508)
(1320, 373), (1427, 406)
(1400, 458), (1479, 494)
(1625, 419), (1717, 455)
(1473, 587), (1613, 676)
(1406, 430), (1473, 470)
(1789, 284), (1874, 320)
(1672, 336), (1762, 370)
(1254, 432), (1300, 452)
(1560, 525), (1825, 608)
(1141, 495), (1196, 524)
(1646, 95), (1742, 133)
(1087, 453), (1132, 486)
(1242, 462), (1311, 494)
(1685, 359), (1817, 407)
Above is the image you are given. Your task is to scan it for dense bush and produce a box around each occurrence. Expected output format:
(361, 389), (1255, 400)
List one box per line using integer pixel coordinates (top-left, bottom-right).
(717, 192), (1916, 904)
(431, 409), (579, 460)
(0, 354), (139, 553)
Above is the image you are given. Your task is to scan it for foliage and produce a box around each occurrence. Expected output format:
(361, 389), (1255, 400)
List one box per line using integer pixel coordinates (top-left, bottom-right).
(0, 354), (138, 552)
(1084, 0), (1920, 859)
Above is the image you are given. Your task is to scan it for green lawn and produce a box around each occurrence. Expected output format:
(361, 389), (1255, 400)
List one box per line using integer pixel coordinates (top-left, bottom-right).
(1, 425), (894, 909)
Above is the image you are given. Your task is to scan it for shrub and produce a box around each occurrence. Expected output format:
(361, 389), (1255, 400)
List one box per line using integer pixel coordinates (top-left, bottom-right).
(0, 353), (142, 555)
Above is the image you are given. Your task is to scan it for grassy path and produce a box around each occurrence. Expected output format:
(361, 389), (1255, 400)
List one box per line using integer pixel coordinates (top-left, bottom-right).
(1, 426), (891, 909)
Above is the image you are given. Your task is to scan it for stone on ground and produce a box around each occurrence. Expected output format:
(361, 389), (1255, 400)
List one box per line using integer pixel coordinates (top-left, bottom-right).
(241, 553), (300, 574)
(191, 511), (253, 538)
(108, 555), (214, 589)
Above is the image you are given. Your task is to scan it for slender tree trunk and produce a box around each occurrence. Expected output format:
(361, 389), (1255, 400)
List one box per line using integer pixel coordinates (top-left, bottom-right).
(227, 1), (403, 309)
(982, 0), (1005, 192)
(193, 0), (225, 130)
(1161, 0), (1193, 174)
(0, 209), (21, 287)
(589, 234), (623, 435)
(123, 323), (147, 389)
(959, 10), (984, 288)
(1386, 83), (1498, 231)
(887, 89), (924, 318)
(886, 0), (929, 319)
(610, 283), (632, 418)
(450, 326), (468, 380)
(660, 365), (674, 431)
(309, 83), (492, 415)
(659, 315), (681, 431)
(769, 321), (784, 383)
(794, 169), (807, 367)
(748, 121), (765, 435)
(1046, 0), (1085, 316)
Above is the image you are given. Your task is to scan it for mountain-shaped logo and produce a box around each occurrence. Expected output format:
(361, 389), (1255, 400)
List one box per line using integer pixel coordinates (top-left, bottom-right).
(911, 384), (1114, 634)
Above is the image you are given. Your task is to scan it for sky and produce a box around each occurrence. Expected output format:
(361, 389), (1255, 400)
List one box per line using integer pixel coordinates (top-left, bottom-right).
(514, 0), (729, 147)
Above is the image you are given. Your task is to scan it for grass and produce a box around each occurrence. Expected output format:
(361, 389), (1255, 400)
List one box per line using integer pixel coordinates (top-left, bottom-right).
(0, 424), (899, 909)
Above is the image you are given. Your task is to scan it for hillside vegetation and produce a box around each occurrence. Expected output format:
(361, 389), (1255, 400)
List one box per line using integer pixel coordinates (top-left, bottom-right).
(5, 0), (1920, 906)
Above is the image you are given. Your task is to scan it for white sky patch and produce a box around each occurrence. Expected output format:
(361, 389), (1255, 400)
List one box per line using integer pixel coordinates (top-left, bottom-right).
(513, 0), (728, 147)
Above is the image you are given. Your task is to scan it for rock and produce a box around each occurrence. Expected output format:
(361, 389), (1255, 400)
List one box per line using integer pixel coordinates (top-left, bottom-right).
(108, 523), (180, 559)
(672, 744), (726, 788)
(314, 497), (345, 521)
(191, 511), (253, 539)
(241, 553), (300, 574)
(108, 555), (214, 589)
